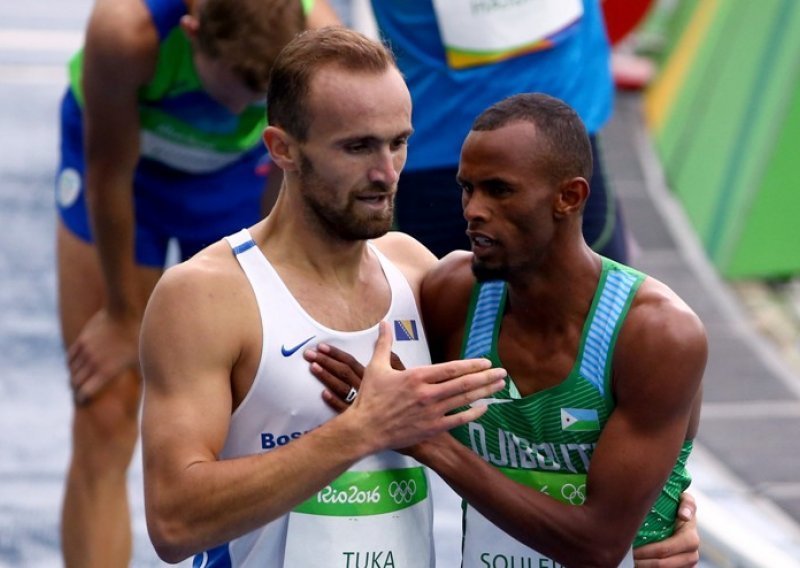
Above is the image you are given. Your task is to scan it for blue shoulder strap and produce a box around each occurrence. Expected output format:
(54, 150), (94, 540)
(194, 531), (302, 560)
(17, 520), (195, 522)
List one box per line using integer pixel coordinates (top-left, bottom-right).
(463, 280), (506, 359)
(578, 262), (642, 397)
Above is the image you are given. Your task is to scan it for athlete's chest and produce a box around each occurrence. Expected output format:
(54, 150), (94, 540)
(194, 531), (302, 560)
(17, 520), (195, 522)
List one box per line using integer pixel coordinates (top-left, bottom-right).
(495, 329), (583, 396)
(278, 270), (393, 331)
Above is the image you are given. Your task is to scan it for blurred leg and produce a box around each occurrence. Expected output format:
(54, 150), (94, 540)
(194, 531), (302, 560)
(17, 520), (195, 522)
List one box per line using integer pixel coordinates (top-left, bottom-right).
(57, 221), (160, 568)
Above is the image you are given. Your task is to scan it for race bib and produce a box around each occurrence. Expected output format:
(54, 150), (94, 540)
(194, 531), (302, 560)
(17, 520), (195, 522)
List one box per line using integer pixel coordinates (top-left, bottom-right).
(284, 467), (434, 567)
(461, 469), (634, 567)
(432, 0), (584, 69)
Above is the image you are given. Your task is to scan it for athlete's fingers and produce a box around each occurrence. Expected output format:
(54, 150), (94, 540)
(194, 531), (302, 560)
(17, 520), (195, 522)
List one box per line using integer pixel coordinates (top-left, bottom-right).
(67, 343), (87, 381)
(632, 552), (699, 568)
(76, 366), (119, 406)
(321, 388), (350, 414)
(422, 367), (506, 403)
(389, 351), (405, 371)
(69, 355), (93, 390)
(433, 378), (506, 418)
(441, 375), (506, 409)
(365, 321), (393, 370)
(633, 512), (699, 565)
(306, 348), (364, 391)
(308, 360), (354, 407)
(74, 372), (100, 405)
(437, 403), (491, 431)
(676, 492), (696, 522)
(634, 492), (699, 566)
(66, 338), (84, 367)
(419, 357), (495, 386)
(316, 343), (366, 378)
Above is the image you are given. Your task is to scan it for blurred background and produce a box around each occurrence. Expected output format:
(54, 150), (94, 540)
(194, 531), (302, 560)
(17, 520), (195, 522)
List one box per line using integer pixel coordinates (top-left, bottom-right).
(1, 0), (799, 565)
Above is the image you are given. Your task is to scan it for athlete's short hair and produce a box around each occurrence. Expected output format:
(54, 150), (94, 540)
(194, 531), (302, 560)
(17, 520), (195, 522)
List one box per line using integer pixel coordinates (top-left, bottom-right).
(195, 0), (304, 93)
(267, 26), (398, 141)
(472, 93), (593, 184)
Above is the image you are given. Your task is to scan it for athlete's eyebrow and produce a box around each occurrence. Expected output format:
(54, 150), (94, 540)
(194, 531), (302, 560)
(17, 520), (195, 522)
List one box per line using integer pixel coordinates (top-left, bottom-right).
(482, 177), (513, 190)
(337, 128), (414, 146)
(337, 135), (379, 146)
(457, 174), (511, 188)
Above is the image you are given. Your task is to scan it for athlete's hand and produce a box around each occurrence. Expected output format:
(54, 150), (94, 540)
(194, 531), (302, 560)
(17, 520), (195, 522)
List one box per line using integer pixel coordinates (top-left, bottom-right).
(68, 308), (140, 405)
(633, 492), (699, 567)
(305, 339), (405, 413)
(341, 321), (505, 452)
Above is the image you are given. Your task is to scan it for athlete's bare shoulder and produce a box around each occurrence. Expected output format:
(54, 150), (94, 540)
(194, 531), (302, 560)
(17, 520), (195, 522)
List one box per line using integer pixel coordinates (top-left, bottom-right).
(628, 276), (706, 343)
(145, 238), (259, 358)
(159, 239), (244, 294)
(421, 251), (476, 362)
(425, 250), (474, 290)
(85, 0), (159, 68)
(614, 275), (707, 412)
(372, 231), (438, 295)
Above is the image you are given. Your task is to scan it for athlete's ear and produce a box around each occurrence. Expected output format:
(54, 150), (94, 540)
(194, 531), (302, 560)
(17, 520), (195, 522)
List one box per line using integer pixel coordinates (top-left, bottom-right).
(179, 14), (200, 39)
(553, 177), (589, 219)
(263, 126), (299, 173)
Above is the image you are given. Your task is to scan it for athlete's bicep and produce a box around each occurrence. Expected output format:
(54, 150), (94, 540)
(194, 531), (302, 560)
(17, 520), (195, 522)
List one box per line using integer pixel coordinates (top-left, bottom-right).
(582, 297), (706, 543)
(140, 263), (241, 475)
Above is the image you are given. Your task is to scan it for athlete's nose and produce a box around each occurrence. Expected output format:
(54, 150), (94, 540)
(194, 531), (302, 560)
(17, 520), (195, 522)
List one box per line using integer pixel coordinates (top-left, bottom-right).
(463, 189), (489, 222)
(369, 147), (400, 186)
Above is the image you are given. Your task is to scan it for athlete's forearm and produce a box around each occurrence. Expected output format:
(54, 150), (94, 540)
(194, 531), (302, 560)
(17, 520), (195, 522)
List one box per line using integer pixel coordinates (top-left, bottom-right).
(414, 434), (634, 567)
(145, 410), (374, 563)
(85, 169), (142, 317)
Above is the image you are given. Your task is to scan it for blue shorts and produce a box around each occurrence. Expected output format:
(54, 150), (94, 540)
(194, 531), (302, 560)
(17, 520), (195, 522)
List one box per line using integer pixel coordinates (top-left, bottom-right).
(393, 133), (629, 262)
(55, 89), (269, 267)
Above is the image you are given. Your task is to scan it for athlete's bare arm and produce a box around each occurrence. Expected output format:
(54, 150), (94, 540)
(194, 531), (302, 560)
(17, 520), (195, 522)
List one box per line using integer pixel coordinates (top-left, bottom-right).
(413, 262), (707, 567)
(66, 0), (159, 404)
(140, 241), (505, 563)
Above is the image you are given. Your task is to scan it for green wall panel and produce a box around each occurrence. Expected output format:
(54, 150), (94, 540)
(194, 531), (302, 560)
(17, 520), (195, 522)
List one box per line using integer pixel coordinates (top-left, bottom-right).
(725, 75), (800, 278)
(648, 0), (800, 278)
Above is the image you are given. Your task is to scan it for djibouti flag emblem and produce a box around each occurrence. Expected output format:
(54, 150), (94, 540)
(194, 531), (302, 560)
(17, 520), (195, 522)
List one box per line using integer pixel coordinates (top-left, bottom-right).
(561, 408), (600, 431)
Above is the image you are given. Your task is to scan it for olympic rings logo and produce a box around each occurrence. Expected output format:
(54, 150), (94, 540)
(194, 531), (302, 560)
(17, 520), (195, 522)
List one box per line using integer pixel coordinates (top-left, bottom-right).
(388, 480), (417, 504)
(561, 483), (586, 505)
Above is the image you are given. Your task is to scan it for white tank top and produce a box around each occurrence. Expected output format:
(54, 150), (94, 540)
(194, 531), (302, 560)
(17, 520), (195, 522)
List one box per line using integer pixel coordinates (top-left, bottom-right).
(194, 228), (435, 567)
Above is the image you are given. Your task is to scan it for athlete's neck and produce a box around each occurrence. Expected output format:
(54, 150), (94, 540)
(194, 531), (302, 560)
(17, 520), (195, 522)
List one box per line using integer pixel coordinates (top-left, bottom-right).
(504, 244), (601, 333)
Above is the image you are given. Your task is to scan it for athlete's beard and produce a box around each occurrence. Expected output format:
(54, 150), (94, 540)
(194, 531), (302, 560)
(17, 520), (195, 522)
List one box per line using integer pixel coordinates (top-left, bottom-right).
(471, 258), (510, 283)
(298, 152), (395, 241)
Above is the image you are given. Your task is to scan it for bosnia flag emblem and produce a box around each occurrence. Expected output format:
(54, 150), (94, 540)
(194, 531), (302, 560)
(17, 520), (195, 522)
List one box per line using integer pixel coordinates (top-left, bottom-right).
(394, 319), (419, 341)
(561, 408), (600, 432)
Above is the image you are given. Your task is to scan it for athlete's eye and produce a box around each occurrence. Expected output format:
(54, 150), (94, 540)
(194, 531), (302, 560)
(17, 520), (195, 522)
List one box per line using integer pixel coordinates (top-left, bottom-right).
(457, 180), (473, 194)
(485, 180), (513, 197)
(390, 137), (409, 151)
(345, 142), (369, 154)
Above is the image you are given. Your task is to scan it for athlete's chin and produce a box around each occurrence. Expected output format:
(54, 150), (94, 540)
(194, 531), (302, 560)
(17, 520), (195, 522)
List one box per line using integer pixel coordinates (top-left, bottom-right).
(471, 258), (509, 282)
(340, 215), (393, 241)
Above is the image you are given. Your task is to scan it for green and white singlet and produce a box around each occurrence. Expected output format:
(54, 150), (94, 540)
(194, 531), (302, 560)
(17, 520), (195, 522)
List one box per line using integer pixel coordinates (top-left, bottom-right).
(452, 257), (693, 567)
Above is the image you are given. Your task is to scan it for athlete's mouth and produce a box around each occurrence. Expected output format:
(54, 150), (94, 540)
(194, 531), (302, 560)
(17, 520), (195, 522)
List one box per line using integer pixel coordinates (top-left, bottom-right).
(467, 231), (496, 250)
(356, 191), (394, 204)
